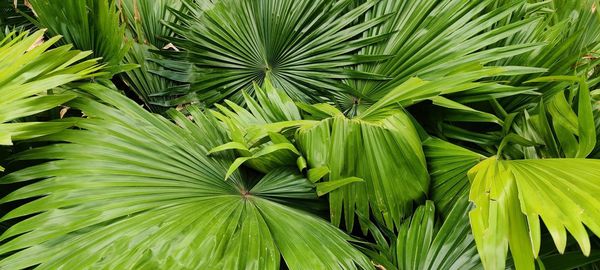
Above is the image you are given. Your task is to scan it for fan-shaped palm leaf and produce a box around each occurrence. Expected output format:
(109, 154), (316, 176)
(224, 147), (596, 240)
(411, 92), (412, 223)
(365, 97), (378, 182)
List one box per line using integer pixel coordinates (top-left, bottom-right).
(210, 79), (432, 233)
(209, 79), (306, 175)
(468, 157), (600, 270)
(340, 0), (545, 111)
(156, 0), (390, 105)
(213, 66), (541, 234)
(0, 83), (372, 270)
(296, 105), (429, 233)
(0, 30), (101, 170)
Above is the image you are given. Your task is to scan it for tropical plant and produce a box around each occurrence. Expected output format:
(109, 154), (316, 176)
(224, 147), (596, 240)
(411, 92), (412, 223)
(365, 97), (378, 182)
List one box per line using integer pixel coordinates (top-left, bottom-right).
(0, 83), (371, 269)
(27, 0), (133, 75)
(1, 0), (600, 269)
(157, 0), (392, 104)
(0, 29), (101, 170)
(119, 0), (182, 111)
(0, 0), (34, 33)
(360, 197), (481, 270)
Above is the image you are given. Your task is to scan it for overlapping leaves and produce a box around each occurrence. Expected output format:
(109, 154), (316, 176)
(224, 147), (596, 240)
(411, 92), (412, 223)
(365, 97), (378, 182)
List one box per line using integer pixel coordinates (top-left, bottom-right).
(423, 138), (484, 217)
(359, 197), (481, 270)
(210, 61), (559, 235)
(0, 84), (372, 270)
(28, 0), (133, 75)
(0, 30), (100, 170)
(468, 157), (600, 270)
(211, 79), (430, 233)
(119, 0), (182, 111)
(157, 0), (390, 104)
(1, 1), (600, 269)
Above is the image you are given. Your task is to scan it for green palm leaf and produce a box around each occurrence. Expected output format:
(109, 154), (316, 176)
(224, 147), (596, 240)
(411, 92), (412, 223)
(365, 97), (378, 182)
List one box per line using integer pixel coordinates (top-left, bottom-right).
(500, 76), (596, 160)
(213, 69), (541, 234)
(468, 157), (600, 270)
(120, 0), (181, 47)
(0, 30), (101, 170)
(490, 0), (600, 110)
(341, 0), (544, 109)
(209, 79), (307, 174)
(296, 106), (429, 233)
(423, 138), (485, 217)
(121, 42), (175, 111)
(0, 84), (372, 270)
(210, 80), (430, 233)
(28, 0), (134, 75)
(120, 0), (182, 111)
(396, 198), (481, 270)
(156, 0), (390, 105)
(360, 198), (481, 270)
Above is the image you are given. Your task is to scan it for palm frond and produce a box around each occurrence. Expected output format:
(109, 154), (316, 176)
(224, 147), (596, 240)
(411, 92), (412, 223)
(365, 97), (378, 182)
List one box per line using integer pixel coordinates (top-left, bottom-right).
(212, 80), (430, 233)
(396, 198), (480, 270)
(469, 157), (600, 270)
(297, 106), (429, 233)
(0, 30), (101, 169)
(490, 0), (600, 110)
(360, 197), (481, 270)
(119, 0), (182, 111)
(156, 0), (391, 105)
(120, 0), (181, 47)
(208, 79), (307, 175)
(340, 0), (544, 110)
(423, 138), (485, 217)
(28, 0), (134, 75)
(501, 76), (596, 159)
(0, 83), (372, 270)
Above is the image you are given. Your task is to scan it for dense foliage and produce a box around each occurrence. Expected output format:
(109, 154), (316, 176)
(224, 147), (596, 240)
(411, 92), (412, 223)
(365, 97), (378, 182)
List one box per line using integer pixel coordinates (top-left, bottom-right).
(1, 0), (600, 269)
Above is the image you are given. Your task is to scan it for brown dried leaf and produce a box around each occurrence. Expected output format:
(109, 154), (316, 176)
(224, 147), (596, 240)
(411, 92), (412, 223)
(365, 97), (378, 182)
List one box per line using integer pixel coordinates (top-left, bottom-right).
(59, 106), (70, 119)
(374, 264), (386, 270)
(163, 43), (180, 52)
